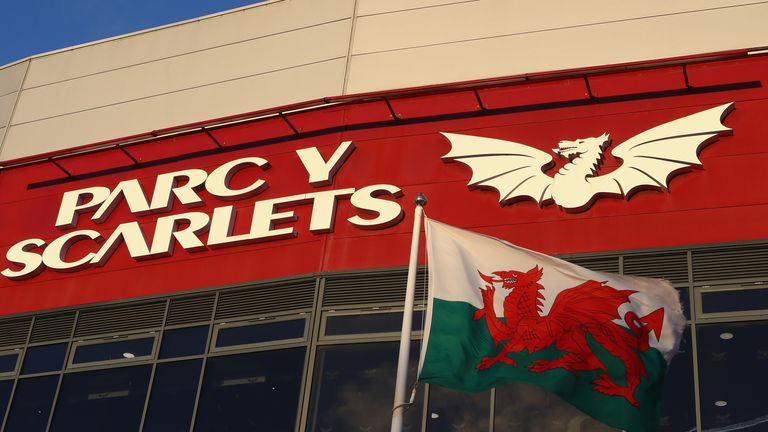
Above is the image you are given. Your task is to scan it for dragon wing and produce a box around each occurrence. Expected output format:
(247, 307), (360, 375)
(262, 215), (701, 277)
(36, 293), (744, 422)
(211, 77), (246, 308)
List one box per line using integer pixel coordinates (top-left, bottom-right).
(588, 103), (734, 197)
(545, 280), (634, 330)
(441, 132), (555, 206)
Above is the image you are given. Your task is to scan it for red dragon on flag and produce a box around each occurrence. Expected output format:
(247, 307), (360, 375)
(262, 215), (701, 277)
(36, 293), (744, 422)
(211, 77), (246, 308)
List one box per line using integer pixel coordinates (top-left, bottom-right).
(473, 266), (664, 407)
(418, 219), (685, 432)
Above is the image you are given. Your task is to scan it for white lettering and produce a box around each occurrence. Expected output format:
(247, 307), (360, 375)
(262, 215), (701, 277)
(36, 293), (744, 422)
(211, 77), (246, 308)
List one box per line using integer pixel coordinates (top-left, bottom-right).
(149, 169), (208, 212)
(250, 196), (299, 240)
(92, 179), (151, 223)
(296, 141), (355, 186)
(348, 184), (404, 229)
(149, 212), (210, 257)
(207, 198), (296, 248)
(91, 221), (151, 266)
(55, 186), (111, 228)
(42, 230), (102, 272)
(1, 238), (46, 280)
(205, 157), (270, 200)
(208, 205), (250, 248)
(308, 189), (355, 233)
(207, 189), (355, 247)
(11, 139), (414, 281)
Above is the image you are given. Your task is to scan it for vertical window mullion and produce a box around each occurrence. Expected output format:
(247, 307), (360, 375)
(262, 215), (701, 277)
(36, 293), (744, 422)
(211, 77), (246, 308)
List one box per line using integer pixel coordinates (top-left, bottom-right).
(688, 251), (703, 432)
(488, 387), (495, 432)
(137, 299), (170, 431)
(0, 379), (15, 431)
(296, 277), (323, 432)
(187, 292), (219, 432)
(44, 310), (78, 432)
(0, 318), (33, 431)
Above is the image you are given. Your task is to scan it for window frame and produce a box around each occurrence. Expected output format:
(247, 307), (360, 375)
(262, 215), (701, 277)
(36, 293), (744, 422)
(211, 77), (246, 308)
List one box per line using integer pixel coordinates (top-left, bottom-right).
(0, 349), (22, 378)
(695, 283), (768, 321)
(67, 331), (159, 370)
(210, 312), (309, 354)
(319, 307), (426, 342)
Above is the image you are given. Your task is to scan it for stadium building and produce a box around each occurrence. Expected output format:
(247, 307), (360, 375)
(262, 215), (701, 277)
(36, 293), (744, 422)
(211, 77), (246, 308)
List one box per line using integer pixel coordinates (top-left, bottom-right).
(0, 1), (766, 431)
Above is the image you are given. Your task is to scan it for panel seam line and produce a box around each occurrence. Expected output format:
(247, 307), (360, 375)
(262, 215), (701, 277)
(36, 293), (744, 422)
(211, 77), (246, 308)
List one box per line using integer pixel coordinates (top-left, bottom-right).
(342, 0), (360, 95)
(353, 1), (768, 57)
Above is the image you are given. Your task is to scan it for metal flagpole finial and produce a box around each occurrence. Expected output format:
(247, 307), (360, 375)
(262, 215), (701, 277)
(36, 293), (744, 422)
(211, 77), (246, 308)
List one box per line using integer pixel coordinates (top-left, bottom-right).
(414, 193), (427, 207)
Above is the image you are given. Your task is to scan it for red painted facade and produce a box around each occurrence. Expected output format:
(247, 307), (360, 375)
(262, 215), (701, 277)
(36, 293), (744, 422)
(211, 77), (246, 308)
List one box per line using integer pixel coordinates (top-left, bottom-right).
(2, 54), (767, 316)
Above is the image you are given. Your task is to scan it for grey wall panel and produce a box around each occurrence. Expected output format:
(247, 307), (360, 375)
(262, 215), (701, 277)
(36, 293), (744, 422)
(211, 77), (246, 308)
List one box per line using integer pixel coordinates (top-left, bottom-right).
(346, 2), (768, 94)
(0, 58), (346, 161)
(12, 20), (351, 124)
(22, 0), (354, 89)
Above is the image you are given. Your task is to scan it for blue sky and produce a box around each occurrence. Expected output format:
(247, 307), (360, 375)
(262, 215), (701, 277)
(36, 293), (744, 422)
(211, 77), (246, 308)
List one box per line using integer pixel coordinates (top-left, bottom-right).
(1, 0), (262, 66)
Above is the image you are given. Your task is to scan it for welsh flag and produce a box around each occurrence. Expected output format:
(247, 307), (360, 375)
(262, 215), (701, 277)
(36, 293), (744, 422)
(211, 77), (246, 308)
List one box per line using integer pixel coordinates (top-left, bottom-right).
(418, 219), (686, 432)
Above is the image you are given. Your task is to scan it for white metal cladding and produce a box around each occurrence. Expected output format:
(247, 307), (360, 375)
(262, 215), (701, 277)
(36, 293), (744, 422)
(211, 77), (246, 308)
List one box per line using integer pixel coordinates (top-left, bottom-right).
(1, 0), (767, 160)
(346, 0), (768, 93)
(0, 60), (28, 148)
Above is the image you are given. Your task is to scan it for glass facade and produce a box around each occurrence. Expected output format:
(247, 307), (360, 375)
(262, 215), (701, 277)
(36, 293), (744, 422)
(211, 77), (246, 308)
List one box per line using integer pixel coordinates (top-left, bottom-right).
(0, 243), (765, 431)
(308, 341), (422, 432)
(51, 365), (151, 432)
(195, 348), (305, 431)
(143, 360), (201, 432)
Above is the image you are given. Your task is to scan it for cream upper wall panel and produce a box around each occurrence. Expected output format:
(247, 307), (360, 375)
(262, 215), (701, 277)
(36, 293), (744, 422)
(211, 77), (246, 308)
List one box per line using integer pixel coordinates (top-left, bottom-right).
(346, 2), (768, 94)
(22, 0), (354, 89)
(0, 61), (28, 97)
(12, 20), (350, 124)
(352, 0), (759, 55)
(0, 93), (17, 129)
(1, 58), (346, 161)
(357, 0), (478, 16)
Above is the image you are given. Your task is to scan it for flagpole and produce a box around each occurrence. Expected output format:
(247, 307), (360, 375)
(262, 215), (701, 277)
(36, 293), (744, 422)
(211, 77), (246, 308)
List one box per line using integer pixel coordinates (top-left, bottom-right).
(391, 192), (427, 432)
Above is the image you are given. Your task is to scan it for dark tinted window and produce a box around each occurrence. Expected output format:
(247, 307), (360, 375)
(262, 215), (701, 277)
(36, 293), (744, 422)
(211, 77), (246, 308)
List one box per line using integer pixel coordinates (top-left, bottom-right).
(50, 364), (151, 432)
(4, 375), (59, 432)
(22, 343), (67, 374)
(159, 326), (208, 359)
(697, 320), (768, 430)
(72, 337), (154, 364)
(494, 382), (616, 431)
(0, 353), (18, 374)
(194, 347), (305, 431)
(0, 380), (12, 426)
(308, 342), (422, 432)
(143, 359), (202, 432)
(659, 327), (695, 432)
(215, 319), (305, 348)
(427, 385), (490, 432)
(678, 287), (691, 320)
(325, 311), (425, 335)
(701, 288), (768, 314)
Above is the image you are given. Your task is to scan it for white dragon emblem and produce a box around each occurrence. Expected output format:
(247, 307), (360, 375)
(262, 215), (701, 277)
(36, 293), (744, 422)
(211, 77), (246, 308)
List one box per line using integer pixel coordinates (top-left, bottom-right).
(442, 103), (734, 211)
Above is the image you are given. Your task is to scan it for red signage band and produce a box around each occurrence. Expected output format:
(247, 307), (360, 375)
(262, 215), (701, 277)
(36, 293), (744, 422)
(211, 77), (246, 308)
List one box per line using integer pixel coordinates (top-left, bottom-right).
(1, 53), (767, 315)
